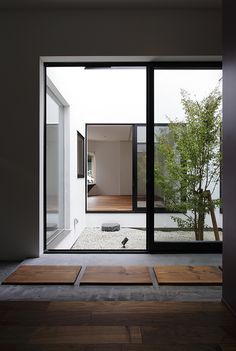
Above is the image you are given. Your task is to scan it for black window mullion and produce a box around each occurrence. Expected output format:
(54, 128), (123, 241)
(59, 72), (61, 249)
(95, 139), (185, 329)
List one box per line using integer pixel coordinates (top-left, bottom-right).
(146, 65), (155, 252)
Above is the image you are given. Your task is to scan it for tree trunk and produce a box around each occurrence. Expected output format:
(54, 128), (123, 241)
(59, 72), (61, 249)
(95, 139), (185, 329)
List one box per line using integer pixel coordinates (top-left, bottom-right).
(197, 212), (205, 241)
(194, 189), (205, 241)
(194, 210), (199, 240)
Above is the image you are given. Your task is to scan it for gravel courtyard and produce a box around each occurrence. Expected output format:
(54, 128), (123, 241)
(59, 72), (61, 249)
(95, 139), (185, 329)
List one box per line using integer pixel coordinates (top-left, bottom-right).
(72, 227), (222, 250)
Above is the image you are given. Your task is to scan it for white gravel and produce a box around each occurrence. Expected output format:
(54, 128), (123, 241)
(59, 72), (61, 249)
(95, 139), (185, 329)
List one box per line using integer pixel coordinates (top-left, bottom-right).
(72, 227), (222, 250)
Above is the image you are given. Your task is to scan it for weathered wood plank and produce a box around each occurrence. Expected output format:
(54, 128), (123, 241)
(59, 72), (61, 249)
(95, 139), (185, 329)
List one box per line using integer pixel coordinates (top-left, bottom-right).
(80, 266), (152, 285)
(2, 266), (81, 285)
(154, 265), (222, 285)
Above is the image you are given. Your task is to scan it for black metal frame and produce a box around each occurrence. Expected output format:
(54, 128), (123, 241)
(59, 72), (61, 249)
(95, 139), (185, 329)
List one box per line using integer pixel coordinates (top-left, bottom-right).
(85, 122), (175, 214)
(77, 130), (85, 178)
(85, 123), (135, 214)
(44, 61), (222, 254)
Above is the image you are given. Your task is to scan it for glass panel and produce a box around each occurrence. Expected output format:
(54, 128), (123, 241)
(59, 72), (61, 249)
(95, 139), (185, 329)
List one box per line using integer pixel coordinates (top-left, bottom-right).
(154, 69), (222, 243)
(46, 66), (146, 251)
(137, 126), (146, 208)
(46, 93), (64, 246)
(77, 132), (84, 178)
(136, 124), (174, 211)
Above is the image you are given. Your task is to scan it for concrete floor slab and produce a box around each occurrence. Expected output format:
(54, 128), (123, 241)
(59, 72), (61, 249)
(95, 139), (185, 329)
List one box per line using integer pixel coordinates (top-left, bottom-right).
(0, 254), (222, 301)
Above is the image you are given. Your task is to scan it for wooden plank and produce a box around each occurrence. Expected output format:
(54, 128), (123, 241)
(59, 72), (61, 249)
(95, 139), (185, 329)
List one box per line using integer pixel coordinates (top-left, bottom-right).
(123, 345), (225, 351)
(90, 311), (235, 327)
(1, 310), (91, 326)
(0, 301), (50, 312)
(219, 346), (236, 351)
(154, 265), (222, 285)
(129, 327), (142, 344)
(80, 266), (152, 285)
(0, 326), (36, 344)
(141, 325), (236, 345)
(29, 326), (136, 344)
(2, 265), (81, 285)
(0, 343), (121, 351)
(48, 301), (227, 313)
(0, 344), (87, 351)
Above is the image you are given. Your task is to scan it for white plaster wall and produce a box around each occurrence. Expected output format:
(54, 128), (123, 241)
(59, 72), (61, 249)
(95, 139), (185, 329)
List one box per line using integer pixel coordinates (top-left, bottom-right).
(88, 140), (121, 195)
(0, 8), (222, 259)
(88, 140), (132, 196)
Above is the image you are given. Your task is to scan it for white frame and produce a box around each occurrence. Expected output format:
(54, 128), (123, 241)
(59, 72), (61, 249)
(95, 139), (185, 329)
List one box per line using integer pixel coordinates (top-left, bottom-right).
(46, 78), (70, 237)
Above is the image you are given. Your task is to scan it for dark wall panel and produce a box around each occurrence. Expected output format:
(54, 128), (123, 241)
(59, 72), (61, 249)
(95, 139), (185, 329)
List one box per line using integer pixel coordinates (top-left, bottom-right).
(223, 0), (236, 315)
(0, 8), (221, 259)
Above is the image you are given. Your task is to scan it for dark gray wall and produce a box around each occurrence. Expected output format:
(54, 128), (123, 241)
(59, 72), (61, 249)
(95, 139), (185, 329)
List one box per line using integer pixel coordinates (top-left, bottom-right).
(223, 0), (236, 315)
(0, 8), (221, 259)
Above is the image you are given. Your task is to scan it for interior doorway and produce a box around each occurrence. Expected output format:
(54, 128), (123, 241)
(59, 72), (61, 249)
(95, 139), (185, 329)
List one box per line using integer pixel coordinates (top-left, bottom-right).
(86, 124), (133, 212)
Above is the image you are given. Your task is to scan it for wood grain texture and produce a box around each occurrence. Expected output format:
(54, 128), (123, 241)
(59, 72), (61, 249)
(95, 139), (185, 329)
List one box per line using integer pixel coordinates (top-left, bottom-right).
(154, 265), (222, 285)
(0, 301), (235, 349)
(48, 301), (227, 313)
(80, 266), (152, 285)
(2, 265), (81, 285)
(87, 195), (132, 212)
(29, 326), (141, 344)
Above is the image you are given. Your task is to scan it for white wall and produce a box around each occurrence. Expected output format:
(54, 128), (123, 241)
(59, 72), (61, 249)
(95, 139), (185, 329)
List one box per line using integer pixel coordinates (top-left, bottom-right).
(88, 140), (132, 196)
(89, 140), (121, 195)
(0, 8), (222, 259)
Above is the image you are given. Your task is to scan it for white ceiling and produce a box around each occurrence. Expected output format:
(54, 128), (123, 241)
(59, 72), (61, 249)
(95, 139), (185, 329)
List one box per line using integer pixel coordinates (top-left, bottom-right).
(88, 125), (133, 142)
(0, 0), (221, 9)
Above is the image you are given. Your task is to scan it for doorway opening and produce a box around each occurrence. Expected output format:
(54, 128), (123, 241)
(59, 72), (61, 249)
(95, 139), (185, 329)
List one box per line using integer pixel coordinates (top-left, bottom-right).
(86, 124), (133, 213)
(45, 64), (147, 251)
(44, 62), (222, 253)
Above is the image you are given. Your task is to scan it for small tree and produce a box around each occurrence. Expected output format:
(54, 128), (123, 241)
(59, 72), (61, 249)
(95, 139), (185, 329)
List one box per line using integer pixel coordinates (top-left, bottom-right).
(154, 87), (222, 241)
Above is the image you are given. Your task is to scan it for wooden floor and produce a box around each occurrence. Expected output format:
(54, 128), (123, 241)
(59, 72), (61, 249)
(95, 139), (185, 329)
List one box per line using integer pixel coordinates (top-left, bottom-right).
(0, 301), (235, 350)
(87, 195), (133, 212)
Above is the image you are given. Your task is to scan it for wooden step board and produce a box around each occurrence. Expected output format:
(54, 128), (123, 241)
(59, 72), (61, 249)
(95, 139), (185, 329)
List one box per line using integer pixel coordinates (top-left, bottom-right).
(80, 266), (152, 285)
(2, 265), (81, 285)
(154, 265), (222, 285)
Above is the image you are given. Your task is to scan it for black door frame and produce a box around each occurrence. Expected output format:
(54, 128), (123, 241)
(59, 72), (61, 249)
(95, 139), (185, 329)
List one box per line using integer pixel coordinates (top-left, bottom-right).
(147, 62), (222, 253)
(44, 61), (222, 253)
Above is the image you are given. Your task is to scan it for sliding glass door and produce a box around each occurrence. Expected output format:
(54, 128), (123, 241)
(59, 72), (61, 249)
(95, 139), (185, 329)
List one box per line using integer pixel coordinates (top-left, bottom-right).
(149, 65), (222, 252)
(44, 61), (222, 253)
(46, 91), (65, 247)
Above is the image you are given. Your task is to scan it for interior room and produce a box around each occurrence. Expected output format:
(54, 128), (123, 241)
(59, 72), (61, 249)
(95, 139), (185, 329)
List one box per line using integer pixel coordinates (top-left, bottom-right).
(0, 0), (236, 349)
(87, 124), (133, 212)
